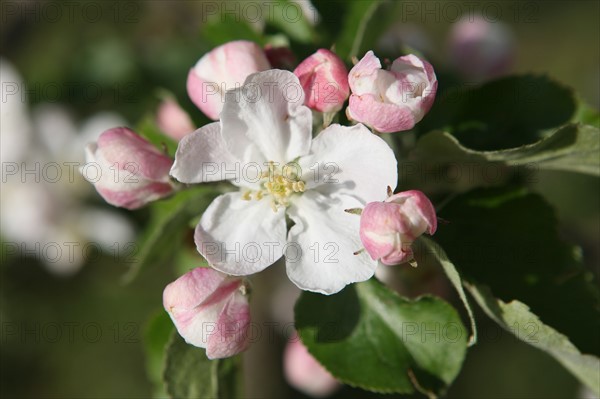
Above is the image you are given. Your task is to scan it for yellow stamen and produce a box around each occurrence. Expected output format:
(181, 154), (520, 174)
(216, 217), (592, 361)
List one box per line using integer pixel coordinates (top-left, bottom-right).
(241, 161), (306, 212)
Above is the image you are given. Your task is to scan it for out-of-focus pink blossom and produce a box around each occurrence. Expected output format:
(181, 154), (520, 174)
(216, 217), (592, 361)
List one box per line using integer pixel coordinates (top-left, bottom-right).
(163, 267), (250, 359)
(187, 40), (271, 120)
(449, 15), (515, 81)
(156, 98), (195, 141)
(284, 334), (339, 397)
(360, 190), (437, 265)
(294, 49), (349, 113)
(83, 127), (174, 210)
(347, 51), (437, 133)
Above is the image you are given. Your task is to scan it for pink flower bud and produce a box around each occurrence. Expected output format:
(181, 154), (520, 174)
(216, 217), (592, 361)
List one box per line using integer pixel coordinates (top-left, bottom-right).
(156, 98), (195, 141)
(83, 127), (174, 210)
(163, 268), (250, 359)
(187, 40), (271, 120)
(347, 51), (437, 133)
(264, 44), (297, 70)
(449, 15), (515, 81)
(359, 190), (437, 265)
(284, 334), (339, 398)
(293, 49), (350, 113)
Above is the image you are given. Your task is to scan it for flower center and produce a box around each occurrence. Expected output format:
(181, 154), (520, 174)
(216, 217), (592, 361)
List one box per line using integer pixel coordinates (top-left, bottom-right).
(242, 161), (306, 212)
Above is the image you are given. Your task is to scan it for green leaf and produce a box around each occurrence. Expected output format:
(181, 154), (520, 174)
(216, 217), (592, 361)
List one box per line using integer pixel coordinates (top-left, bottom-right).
(201, 13), (267, 47)
(420, 75), (577, 150)
(418, 237), (477, 346)
(466, 283), (600, 396)
(200, 0), (317, 45)
(175, 246), (210, 277)
(573, 100), (600, 127)
(334, 0), (403, 62)
(122, 187), (216, 283)
(295, 278), (467, 395)
(163, 332), (243, 399)
(434, 187), (600, 356)
(264, 0), (317, 44)
(414, 124), (600, 176)
(213, 352), (244, 399)
(144, 311), (174, 398)
(163, 332), (212, 399)
(335, 0), (382, 60)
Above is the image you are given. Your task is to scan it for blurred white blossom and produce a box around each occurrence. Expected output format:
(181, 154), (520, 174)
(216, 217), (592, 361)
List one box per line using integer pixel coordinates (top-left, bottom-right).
(1, 58), (134, 275)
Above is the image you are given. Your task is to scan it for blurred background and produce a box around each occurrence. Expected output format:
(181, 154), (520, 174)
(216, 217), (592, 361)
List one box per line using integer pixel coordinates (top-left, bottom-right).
(1, 1), (598, 398)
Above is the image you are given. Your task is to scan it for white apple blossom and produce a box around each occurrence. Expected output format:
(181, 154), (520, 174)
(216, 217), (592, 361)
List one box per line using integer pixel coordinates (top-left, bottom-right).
(170, 70), (397, 294)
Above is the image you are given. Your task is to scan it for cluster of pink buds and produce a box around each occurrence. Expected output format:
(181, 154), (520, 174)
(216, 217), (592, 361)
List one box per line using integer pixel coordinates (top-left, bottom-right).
(184, 40), (437, 131)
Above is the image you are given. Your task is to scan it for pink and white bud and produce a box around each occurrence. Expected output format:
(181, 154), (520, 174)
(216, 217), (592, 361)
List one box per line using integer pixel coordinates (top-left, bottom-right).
(347, 51), (437, 133)
(163, 267), (250, 359)
(156, 98), (195, 141)
(449, 15), (515, 81)
(83, 127), (174, 210)
(359, 190), (437, 265)
(187, 40), (271, 120)
(284, 334), (339, 398)
(293, 49), (349, 113)
(264, 45), (297, 70)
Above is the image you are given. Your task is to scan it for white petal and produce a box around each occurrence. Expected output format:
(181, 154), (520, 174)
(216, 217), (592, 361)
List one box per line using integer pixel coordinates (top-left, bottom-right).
(221, 70), (312, 164)
(286, 191), (378, 295)
(299, 123), (397, 204)
(0, 58), (32, 164)
(170, 122), (240, 184)
(195, 192), (287, 275)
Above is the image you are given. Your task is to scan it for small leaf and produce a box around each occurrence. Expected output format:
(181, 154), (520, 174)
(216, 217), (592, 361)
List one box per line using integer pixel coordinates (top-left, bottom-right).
(163, 332), (243, 399)
(418, 237), (477, 346)
(213, 354), (243, 399)
(573, 99), (600, 126)
(414, 124), (600, 176)
(163, 332), (214, 398)
(333, 0), (404, 62)
(466, 283), (600, 396)
(335, 0), (382, 60)
(295, 278), (467, 395)
(136, 114), (179, 157)
(201, 13), (267, 47)
(175, 246), (209, 277)
(122, 188), (215, 283)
